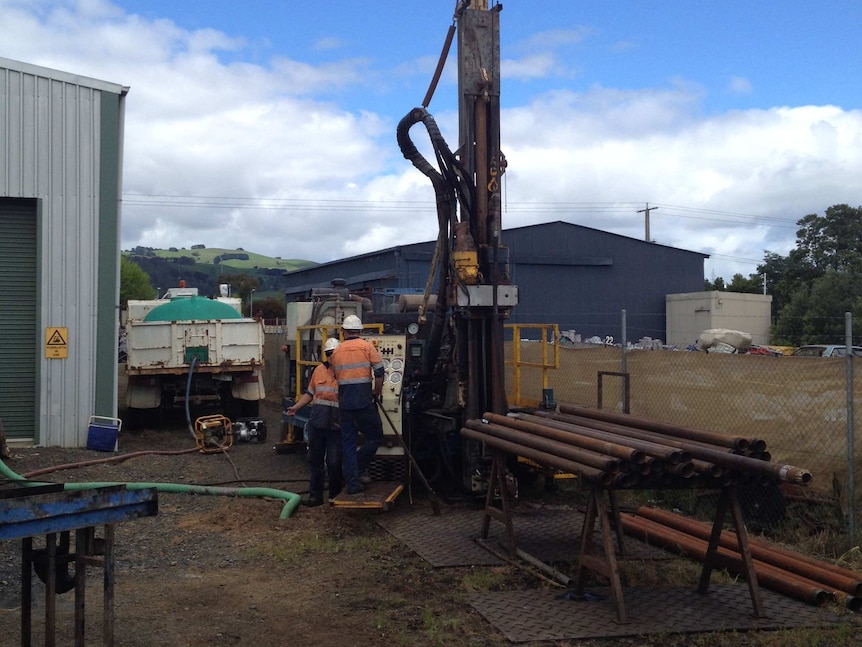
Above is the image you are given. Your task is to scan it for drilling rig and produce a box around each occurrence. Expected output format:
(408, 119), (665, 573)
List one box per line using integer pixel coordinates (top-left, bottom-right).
(281, 1), (517, 504)
(394, 0), (516, 495)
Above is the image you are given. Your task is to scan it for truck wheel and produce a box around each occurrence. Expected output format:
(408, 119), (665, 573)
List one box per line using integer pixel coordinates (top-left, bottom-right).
(125, 407), (157, 431)
(125, 408), (144, 431)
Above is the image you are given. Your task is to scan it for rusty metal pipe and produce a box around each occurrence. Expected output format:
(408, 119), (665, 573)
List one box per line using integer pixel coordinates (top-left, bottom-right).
(537, 411), (812, 485)
(620, 513), (832, 607)
(663, 461), (696, 478)
(514, 412), (690, 465)
(482, 412), (646, 464)
(690, 459), (724, 478)
(636, 506), (862, 597)
(460, 426), (615, 486)
(559, 403), (751, 451)
(544, 411), (733, 457)
(464, 420), (623, 473)
(844, 594), (862, 613)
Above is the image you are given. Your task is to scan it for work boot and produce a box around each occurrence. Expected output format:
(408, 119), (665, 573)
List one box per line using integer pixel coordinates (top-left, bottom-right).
(303, 494), (324, 507)
(346, 484), (364, 495)
(359, 470), (372, 485)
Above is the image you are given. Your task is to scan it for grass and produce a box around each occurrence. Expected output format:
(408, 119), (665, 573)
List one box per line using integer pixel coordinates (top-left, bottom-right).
(461, 565), (519, 592)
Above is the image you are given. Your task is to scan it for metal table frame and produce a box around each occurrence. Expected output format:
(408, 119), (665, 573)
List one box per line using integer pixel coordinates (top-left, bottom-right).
(480, 452), (764, 624)
(1, 485), (158, 647)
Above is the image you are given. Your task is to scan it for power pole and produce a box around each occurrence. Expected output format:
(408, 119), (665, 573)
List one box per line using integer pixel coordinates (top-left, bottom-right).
(637, 202), (658, 242)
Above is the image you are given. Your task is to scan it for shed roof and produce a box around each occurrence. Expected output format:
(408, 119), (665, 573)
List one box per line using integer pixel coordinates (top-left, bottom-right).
(0, 56), (126, 94)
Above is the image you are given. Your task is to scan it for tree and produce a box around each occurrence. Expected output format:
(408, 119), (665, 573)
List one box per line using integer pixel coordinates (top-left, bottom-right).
(703, 274), (761, 293)
(253, 296), (287, 319)
(120, 256), (156, 305)
(764, 204), (862, 345)
(794, 204), (862, 274)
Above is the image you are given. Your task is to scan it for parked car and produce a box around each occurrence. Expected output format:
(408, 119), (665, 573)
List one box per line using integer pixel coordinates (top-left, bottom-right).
(791, 344), (862, 357)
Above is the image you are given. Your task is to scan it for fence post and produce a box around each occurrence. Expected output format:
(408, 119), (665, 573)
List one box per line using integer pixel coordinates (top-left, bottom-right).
(621, 309), (628, 374)
(846, 311), (856, 545)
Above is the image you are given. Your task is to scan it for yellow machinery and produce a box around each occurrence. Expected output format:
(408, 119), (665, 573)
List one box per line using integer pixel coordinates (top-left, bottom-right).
(193, 414), (233, 453)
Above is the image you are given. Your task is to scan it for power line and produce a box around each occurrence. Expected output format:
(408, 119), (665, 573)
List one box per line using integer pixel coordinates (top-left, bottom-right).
(120, 193), (803, 229)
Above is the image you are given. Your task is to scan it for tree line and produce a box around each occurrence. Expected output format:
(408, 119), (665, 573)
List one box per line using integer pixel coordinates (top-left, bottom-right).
(704, 204), (862, 346)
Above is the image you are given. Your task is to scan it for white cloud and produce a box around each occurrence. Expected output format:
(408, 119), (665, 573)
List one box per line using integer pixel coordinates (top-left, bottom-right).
(2, 0), (861, 284)
(728, 75), (752, 95)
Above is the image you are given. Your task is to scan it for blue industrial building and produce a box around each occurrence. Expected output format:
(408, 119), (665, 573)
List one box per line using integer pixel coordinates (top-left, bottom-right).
(283, 221), (707, 342)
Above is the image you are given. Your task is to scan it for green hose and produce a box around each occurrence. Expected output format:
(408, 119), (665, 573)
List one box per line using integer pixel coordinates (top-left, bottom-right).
(0, 455), (301, 520)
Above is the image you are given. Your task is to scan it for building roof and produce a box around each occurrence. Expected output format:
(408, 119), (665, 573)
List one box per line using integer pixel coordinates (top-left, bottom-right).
(284, 220), (709, 277)
(0, 56), (126, 94)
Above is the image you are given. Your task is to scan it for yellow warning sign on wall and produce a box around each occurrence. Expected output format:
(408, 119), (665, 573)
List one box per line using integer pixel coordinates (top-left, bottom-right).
(45, 327), (68, 359)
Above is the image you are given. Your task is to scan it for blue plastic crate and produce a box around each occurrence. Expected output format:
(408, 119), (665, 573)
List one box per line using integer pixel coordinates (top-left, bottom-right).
(87, 416), (121, 452)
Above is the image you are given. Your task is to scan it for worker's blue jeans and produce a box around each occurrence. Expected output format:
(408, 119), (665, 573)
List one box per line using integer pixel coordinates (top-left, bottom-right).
(306, 423), (343, 499)
(340, 405), (384, 492)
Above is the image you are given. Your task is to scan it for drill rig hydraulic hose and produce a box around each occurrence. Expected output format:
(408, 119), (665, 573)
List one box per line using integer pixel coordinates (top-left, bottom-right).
(397, 107), (472, 373)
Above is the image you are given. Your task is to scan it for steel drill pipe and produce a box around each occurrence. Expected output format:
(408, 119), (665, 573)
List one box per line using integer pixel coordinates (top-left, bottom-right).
(663, 461), (696, 478)
(690, 458), (724, 478)
(460, 426), (615, 487)
(513, 412), (691, 465)
(542, 411), (740, 458)
(636, 506), (862, 598)
(464, 420), (624, 473)
(524, 411), (698, 464)
(534, 411), (812, 486)
(481, 412), (647, 464)
(620, 513), (833, 607)
(559, 403), (752, 451)
(634, 457), (657, 476)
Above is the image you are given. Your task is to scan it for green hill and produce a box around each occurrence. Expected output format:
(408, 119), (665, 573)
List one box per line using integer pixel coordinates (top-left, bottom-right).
(126, 245), (315, 272)
(123, 246), (318, 301)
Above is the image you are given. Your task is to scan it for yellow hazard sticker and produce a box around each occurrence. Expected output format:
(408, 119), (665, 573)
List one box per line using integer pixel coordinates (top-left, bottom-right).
(45, 327), (68, 359)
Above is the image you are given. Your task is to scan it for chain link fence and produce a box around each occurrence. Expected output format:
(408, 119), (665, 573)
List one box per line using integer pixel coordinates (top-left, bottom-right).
(506, 316), (861, 538)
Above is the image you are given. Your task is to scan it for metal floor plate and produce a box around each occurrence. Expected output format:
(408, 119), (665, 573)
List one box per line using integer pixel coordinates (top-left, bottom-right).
(377, 505), (670, 567)
(469, 585), (843, 642)
(380, 505), (851, 641)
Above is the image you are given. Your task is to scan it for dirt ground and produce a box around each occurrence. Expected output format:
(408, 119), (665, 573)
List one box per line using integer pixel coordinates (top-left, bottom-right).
(1, 396), (861, 646)
(0, 397), (527, 647)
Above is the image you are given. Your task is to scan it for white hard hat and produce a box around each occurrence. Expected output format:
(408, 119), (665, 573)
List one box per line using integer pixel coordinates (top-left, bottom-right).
(324, 337), (340, 353)
(342, 314), (363, 331)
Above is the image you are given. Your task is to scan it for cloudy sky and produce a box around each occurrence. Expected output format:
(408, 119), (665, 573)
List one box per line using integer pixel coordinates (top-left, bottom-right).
(3, 0), (861, 282)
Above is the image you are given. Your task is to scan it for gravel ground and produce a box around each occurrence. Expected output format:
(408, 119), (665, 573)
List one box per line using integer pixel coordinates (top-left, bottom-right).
(3, 398), (862, 647)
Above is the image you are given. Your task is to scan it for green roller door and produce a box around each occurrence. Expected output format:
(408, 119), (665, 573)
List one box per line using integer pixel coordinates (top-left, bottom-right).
(0, 198), (38, 440)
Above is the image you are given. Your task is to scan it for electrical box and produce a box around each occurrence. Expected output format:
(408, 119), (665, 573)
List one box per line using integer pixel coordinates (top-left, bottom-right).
(373, 334), (407, 456)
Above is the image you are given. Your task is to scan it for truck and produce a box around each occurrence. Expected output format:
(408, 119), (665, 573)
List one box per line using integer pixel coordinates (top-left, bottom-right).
(125, 284), (265, 428)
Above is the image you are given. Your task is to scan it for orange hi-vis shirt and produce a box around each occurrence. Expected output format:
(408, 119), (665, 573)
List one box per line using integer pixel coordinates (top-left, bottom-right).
(305, 362), (339, 429)
(330, 337), (385, 410)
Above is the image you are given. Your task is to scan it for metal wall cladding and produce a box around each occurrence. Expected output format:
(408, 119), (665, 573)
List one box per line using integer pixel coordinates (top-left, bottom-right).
(281, 221), (706, 343)
(0, 58), (125, 447)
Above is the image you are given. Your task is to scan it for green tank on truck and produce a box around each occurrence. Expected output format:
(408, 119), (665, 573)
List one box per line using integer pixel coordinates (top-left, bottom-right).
(125, 289), (265, 428)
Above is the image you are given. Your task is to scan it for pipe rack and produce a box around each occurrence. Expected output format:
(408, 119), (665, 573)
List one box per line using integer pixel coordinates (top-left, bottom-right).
(463, 404), (816, 623)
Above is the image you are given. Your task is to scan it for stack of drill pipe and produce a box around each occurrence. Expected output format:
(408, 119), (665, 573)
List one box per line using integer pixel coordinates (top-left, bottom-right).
(558, 403), (757, 451)
(541, 404), (813, 486)
(622, 506), (862, 612)
(461, 419), (637, 488)
(503, 411), (719, 488)
(465, 413), (696, 488)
